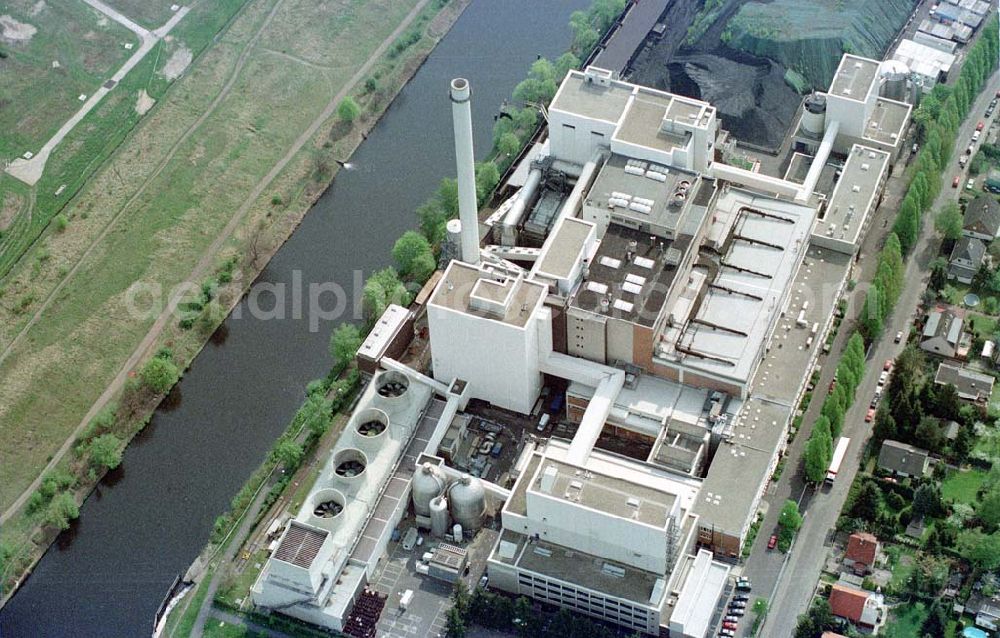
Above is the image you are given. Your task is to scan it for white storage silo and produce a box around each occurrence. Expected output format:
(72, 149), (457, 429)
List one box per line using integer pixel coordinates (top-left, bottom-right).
(412, 463), (447, 517)
(430, 495), (450, 538)
(448, 474), (485, 532)
(801, 93), (827, 137)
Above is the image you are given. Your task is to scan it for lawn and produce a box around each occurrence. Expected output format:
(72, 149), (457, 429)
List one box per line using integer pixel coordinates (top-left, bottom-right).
(0, 0), (436, 511)
(882, 602), (928, 638)
(103, 0), (182, 29)
(967, 313), (998, 340)
(942, 468), (987, 504)
(0, 0), (136, 159)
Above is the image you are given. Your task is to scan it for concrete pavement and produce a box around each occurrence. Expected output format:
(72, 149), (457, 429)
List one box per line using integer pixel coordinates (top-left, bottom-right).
(759, 67), (1000, 638)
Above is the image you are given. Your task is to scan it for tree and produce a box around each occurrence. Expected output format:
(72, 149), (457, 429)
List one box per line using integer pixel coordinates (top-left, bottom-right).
(915, 416), (943, 451)
(41, 492), (79, 531)
(958, 530), (1000, 570)
(554, 51), (581, 79)
(363, 268), (412, 320)
(274, 439), (303, 472)
(338, 96), (361, 124)
(934, 202), (963, 240)
(297, 394), (333, 437)
(913, 483), (943, 519)
(329, 323), (362, 371)
(392, 230), (434, 279)
(444, 607), (466, 638)
(850, 480), (882, 522)
(974, 263), (994, 291)
(475, 161), (500, 206)
(497, 132), (522, 158)
(512, 596), (536, 637)
(140, 356), (179, 394)
(859, 285), (883, 342)
(88, 433), (122, 470)
(929, 257), (948, 292)
(777, 499), (803, 550)
(804, 435), (831, 484)
(979, 484), (1000, 531)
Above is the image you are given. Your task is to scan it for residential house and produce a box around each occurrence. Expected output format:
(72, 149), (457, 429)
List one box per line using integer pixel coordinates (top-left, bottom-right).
(943, 420), (961, 441)
(843, 532), (879, 576)
(948, 237), (986, 284)
(878, 440), (930, 477)
(935, 362), (995, 402)
(920, 308), (964, 358)
(968, 593), (1000, 631)
(962, 195), (1000, 241)
(829, 584), (885, 632)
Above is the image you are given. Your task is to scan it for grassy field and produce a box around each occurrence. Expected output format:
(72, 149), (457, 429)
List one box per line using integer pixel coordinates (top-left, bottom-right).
(0, 0), (136, 159)
(882, 602), (928, 638)
(103, 0), (180, 29)
(0, 0), (438, 510)
(942, 468), (987, 504)
(0, 0), (250, 276)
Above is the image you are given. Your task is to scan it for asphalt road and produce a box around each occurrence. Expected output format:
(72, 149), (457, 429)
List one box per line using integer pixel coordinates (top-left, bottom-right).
(753, 67), (1000, 638)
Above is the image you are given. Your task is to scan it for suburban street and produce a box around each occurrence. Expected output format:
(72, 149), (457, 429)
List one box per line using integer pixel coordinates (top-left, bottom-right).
(748, 68), (1000, 637)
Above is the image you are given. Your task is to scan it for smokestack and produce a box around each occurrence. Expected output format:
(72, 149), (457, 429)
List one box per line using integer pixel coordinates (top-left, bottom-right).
(450, 78), (480, 266)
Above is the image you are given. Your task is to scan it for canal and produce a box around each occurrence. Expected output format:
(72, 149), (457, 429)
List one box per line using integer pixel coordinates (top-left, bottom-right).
(0, 1), (587, 635)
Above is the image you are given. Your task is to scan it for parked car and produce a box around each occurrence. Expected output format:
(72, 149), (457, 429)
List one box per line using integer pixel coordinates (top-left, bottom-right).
(723, 622), (738, 630)
(894, 330), (903, 343)
(866, 407), (876, 423)
(968, 178), (976, 190)
(479, 574), (489, 588)
(960, 154), (969, 168)
(767, 534), (778, 550)
(725, 615), (740, 623)
(977, 121), (985, 131)
(973, 130), (982, 142)
(883, 359), (893, 371)
(878, 370), (889, 385)
(870, 395), (879, 409)
(730, 601), (747, 610)
(728, 608), (745, 617)
(719, 630), (735, 638)
(953, 175), (961, 188)
(733, 594), (750, 602)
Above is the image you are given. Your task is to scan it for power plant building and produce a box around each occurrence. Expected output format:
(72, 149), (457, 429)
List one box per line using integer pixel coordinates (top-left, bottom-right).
(254, 55), (905, 635)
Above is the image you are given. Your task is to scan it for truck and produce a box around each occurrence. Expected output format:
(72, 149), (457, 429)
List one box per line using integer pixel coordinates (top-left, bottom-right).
(825, 437), (851, 485)
(490, 441), (503, 458)
(399, 589), (414, 611)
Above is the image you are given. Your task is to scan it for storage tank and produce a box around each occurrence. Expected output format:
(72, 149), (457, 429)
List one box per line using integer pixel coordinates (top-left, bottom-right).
(430, 495), (450, 537)
(801, 93), (827, 136)
(880, 60), (909, 102)
(412, 463), (447, 517)
(441, 218), (463, 265)
(448, 474), (485, 532)
(452, 523), (463, 541)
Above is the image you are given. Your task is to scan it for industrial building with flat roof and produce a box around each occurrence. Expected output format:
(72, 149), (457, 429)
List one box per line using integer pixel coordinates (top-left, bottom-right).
(254, 51), (905, 634)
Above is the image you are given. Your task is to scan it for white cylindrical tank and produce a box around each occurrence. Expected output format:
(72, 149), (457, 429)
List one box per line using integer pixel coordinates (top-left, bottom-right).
(453, 523), (463, 542)
(449, 474), (486, 532)
(412, 463), (447, 517)
(450, 78), (480, 265)
(430, 495), (450, 537)
(801, 93), (827, 136)
(880, 60), (909, 102)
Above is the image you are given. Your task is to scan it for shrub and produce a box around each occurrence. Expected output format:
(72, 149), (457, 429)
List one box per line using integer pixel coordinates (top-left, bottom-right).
(140, 356), (179, 393)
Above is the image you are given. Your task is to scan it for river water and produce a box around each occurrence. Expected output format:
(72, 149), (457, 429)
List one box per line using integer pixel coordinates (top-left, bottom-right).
(0, 1), (586, 635)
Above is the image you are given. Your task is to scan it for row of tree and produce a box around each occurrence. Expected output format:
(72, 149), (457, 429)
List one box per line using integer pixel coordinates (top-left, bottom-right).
(894, 20), (999, 254)
(858, 232), (906, 342)
(803, 333), (866, 484)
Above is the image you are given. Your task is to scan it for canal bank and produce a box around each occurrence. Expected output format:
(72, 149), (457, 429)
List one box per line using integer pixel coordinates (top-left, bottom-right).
(0, 1), (588, 636)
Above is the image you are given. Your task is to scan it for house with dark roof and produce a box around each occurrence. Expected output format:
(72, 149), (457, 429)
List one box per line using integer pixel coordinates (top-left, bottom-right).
(878, 440), (929, 477)
(829, 584), (884, 632)
(920, 308), (964, 358)
(843, 532), (879, 576)
(948, 236), (986, 284)
(935, 362), (995, 402)
(963, 195), (1000, 241)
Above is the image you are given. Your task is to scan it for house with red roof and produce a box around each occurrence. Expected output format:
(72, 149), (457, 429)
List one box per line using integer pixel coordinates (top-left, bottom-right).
(829, 584), (884, 632)
(843, 532), (879, 576)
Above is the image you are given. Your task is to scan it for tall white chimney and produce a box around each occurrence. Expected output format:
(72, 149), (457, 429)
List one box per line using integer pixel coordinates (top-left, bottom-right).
(449, 77), (480, 266)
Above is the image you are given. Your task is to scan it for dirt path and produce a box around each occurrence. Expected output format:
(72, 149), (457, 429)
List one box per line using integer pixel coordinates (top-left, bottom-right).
(1, 0), (431, 525)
